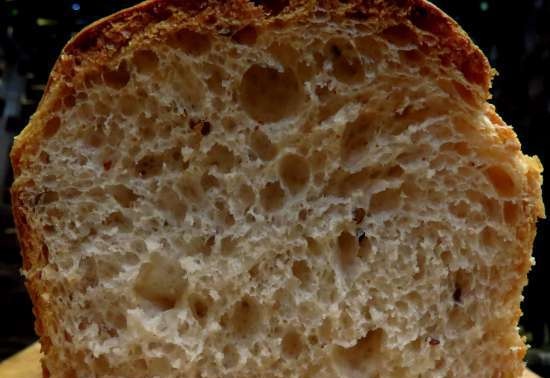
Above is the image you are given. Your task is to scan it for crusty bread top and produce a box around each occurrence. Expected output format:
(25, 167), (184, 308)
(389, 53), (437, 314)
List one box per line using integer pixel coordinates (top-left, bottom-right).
(11, 0), (493, 177)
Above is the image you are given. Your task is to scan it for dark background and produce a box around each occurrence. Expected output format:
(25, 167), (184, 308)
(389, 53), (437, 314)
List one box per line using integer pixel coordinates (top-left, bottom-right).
(1, 0), (548, 375)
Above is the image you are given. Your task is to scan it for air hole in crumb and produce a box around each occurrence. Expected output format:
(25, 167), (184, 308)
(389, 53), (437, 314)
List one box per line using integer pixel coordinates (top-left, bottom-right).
(222, 345), (240, 368)
(132, 49), (159, 73)
(39, 151), (50, 164)
(238, 184), (255, 210)
(400, 49), (425, 64)
(232, 25), (258, 45)
(466, 190), (501, 221)
(409, 5), (447, 36)
(253, 0), (289, 15)
(325, 38), (364, 84)
(43, 117), (61, 138)
(177, 177), (203, 203)
(190, 119), (212, 136)
(229, 296), (262, 337)
(355, 35), (384, 62)
(332, 329), (384, 372)
(279, 153), (310, 194)
(260, 181), (285, 212)
(282, 330), (304, 358)
(157, 186), (187, 223)
(169, 29), (211, 55)
(306, 237), (321, 255)
(318, 318), (333, 344)
(119, 95), (140, 116)
(103, 212), (132, 232)
(503, 202), (520, 225)
(63, 94), (76, 109)
(148, 358), (172, 376)
(84, 127), (105, 148)
(485, 166), (516, 197)
(292, 260), (311, 284)
(369, 188), (402, 213)
(205, 144), (235, 173)
(387, 165), (404, 177)
(215, 200), (236, 226)
(449, 201), (469, 219)
(40, 191), (59, 205)
(341, 112), (377, 167)
(205, 64), (226, 94)
(308, 334), (319, 346)
(109, 185), (138, 208)
(135, 154), (163, 178)
(381, 24), (417, 46)
(189, 235), (215, 256)
(353, 208), (366, 224)
(298, 208), (309, 221)
(453, 286), (462, 303)
(337, 230), (358, 270)
(239, 64), (304, 123)
(480, 226), (498, 248)
(201, 173), (219, 191)
(102, 61), (131, 89)
(310, 150), (327, 173)
(134, 254), (187, 311)
(453, 81), (477, 107)
(268, 40), (300, 70)
(190, 294), (210, 325)
(249, 264), (260, 280)
(221, 236), (238, 256)
(452, 269), (470, 301)
(250, 129), (278, 161)
(222, 117), (237, 131)
(92, 356), (110, 375)
(345, 168), (372, 195)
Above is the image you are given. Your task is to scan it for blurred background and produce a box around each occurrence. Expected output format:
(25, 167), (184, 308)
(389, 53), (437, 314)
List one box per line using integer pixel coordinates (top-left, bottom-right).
(0, 0), (548, 375)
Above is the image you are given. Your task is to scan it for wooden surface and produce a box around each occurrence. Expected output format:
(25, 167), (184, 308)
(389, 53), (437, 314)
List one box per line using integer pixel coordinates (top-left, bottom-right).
(0, 342), (542, 378)
(0, 343), (42, 378)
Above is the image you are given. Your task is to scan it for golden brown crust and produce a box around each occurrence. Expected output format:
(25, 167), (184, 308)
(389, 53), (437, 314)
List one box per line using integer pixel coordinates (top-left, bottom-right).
(10, 182), (55, 375)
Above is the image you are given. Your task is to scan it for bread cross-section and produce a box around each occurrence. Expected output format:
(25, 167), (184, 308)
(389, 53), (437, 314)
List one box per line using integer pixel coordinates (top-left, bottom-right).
(10, 1), (544, 377)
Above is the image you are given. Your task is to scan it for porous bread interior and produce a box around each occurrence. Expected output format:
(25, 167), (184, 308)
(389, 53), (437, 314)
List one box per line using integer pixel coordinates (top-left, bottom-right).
(16, 9), (542, 378)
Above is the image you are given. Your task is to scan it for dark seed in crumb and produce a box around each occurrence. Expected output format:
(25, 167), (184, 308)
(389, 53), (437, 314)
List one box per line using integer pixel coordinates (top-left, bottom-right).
(356, 228), (366, 243)
(427, 337), (440, 346)
(353, 208), (366, 224)
(331, 45), (342, 57)
(103, 160), (112, 171)
(453, 287), (462, 303)
(201, 121), (212, 136)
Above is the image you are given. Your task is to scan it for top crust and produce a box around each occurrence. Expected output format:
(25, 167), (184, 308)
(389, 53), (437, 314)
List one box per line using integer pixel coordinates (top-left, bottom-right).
(11, 0), (492, 175)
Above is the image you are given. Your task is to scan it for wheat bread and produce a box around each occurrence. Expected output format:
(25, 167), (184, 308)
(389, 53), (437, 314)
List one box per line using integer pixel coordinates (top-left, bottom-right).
(10, 1), (544, 377)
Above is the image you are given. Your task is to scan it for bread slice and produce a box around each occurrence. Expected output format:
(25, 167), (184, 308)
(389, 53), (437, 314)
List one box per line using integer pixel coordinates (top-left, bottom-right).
(10, 1), (544, 377)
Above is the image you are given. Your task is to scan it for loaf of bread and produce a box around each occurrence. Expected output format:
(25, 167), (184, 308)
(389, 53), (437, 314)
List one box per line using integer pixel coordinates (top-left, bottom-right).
(10, 1), (544, 377)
